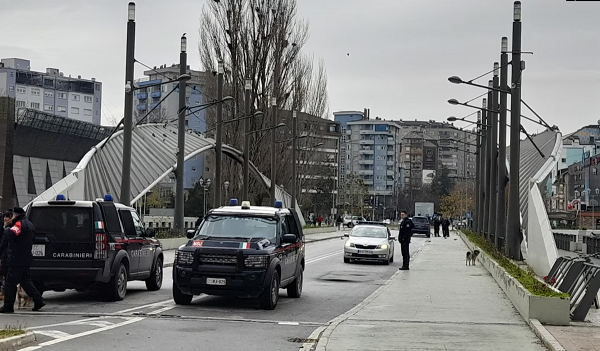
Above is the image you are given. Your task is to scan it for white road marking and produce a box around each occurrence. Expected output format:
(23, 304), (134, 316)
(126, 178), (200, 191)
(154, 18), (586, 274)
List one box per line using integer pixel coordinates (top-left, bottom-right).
(115, 298), (174, 314)
(27, 317), (112, 330)
(278, 321), (300, 326)
(146, 305), (177, 315)
(34, 330), (72, 339)
(71, 320), (114, 327)
(306, 250), (343, 264)
(30, 317), (144, 349)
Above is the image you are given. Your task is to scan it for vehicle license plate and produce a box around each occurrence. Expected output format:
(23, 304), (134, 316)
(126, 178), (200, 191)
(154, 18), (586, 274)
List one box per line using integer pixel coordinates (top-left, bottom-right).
(206, 278), (226, 286)
(358, 250), (373, 255)
(32, 245), (45, 257)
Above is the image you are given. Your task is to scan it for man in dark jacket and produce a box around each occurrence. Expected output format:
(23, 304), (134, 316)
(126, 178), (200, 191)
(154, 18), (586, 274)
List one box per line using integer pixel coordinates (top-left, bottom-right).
(0, 211), (12, 300)
(398, 210), (414, 271)
(433, 216), (441, 237)
(0, 207), (45, 313)
(441, 216), (451, 239)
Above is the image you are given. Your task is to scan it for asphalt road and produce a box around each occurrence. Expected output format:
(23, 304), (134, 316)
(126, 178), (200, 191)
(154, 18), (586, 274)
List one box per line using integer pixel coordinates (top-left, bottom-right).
(5, 235), (428, 351)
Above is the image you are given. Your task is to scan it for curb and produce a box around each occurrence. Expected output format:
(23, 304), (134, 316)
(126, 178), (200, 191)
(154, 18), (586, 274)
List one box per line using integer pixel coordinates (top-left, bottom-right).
(528, 319), (567, 351)
(0, 332), (36, 351)
(303, 240), (429, 351)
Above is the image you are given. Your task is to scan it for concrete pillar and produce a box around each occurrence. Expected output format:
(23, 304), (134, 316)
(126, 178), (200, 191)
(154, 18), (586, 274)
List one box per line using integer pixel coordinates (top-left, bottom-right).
(0, 97), (16, 209)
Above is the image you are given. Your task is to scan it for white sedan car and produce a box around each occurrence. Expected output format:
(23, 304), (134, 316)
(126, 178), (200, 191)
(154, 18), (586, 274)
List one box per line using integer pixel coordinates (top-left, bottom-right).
(343, 224), (396, 264)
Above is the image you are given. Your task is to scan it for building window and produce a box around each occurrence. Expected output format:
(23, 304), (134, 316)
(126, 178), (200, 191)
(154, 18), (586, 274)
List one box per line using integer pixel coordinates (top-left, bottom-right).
(96, 97), (99, 102)
(30, 102), (40, 110)
(31, 88), (41, 96)
(44, 104), (54, 111)
(561, 158), (566, 163)
(44, 91), (54, 98)
(58, 92), (67, 99)
(95, 83), (101, 91)
(191, 167), (197, 172)
(71, 107), (80, 114)
(8, 85), (14, 92)
(57, 105), (67, 112)
(72, 94), (80, 101)
(16, 100), (26, 108)
(84, 96), (93, 103)
(84, 109), (92, 116)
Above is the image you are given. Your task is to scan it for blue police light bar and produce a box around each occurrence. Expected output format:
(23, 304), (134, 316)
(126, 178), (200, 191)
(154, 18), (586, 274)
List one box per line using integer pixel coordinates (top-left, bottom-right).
(104, 194), (114, 202)
(230, 198), (239, 206)
(274, 200), (283, 209)
(56, 194), (66, 201)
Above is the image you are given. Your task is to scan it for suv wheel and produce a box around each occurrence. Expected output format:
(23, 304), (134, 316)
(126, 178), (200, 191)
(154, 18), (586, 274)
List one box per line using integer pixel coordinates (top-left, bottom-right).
(107, 263), (128, 301)
(173, 282), (193, 305)
(259, 270), (279, 310)
(287, 268), (303, 298)
(145, 257), (163, 291)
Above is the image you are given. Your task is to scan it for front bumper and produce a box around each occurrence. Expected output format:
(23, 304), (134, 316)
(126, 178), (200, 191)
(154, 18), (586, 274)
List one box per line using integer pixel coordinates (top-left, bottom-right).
(174, 266), (269, 298)
(344, 247), (389, 261)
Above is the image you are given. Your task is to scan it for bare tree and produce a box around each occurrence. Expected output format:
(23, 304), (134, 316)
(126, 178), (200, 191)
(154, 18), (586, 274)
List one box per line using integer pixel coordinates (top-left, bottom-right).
(198, 0), (330, 205)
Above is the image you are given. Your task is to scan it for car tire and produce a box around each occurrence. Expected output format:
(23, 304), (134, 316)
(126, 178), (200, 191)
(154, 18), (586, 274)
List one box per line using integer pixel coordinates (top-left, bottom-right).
(107, 263), (128, 302)
(259, 270), (279, 310)
(172, 282), (193, 305)
(145, 257), (163, 291)
(344, 257), (350, 263)
(287, 267), (303, 298)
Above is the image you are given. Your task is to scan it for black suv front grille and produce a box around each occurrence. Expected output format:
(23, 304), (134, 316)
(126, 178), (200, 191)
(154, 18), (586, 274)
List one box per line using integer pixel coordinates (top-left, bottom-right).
(355, 244), (377, 249)
(198, 253), (238, 266)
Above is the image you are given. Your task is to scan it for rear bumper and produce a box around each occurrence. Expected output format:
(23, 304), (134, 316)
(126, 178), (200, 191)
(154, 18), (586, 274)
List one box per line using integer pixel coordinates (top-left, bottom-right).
(173, 266), (269, 298)
(30, 267), (106, 289)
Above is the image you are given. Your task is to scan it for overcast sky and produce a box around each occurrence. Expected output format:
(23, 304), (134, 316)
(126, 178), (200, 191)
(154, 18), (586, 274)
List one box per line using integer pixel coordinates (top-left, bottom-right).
(1, 0), (599, 134)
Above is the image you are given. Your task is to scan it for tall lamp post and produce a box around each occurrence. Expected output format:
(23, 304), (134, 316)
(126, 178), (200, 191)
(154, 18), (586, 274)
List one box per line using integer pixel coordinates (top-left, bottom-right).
(174, 34), (187, 234)
(243, 79), (252, 201)
(496, 37), (509, 246)
(121, 2), (136, 205)
(199, 178), (211, 216)
(507, 1), (523, 260)
(214, 61), (224, 207)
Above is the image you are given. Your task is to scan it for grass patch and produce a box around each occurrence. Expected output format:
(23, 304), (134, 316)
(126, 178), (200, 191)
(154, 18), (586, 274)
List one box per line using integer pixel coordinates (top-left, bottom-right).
(0, 326), (26, 339)
(463, 230), (569, 299)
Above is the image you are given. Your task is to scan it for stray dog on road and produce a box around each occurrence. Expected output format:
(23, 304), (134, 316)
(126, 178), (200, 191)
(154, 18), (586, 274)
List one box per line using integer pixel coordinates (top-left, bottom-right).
(466, 250), (480, 266)
(17, 285), (33, 309)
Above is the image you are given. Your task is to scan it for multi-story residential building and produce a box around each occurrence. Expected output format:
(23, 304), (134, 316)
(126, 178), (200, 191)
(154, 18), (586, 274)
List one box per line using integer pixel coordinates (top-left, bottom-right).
(134, 64), (211, 190)
(279, 110), (341, 215)
(0, 58), (102, 124)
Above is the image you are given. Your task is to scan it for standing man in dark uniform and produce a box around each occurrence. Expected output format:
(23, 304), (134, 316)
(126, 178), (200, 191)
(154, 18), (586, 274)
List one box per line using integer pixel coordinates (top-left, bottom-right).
(433, 216), (441, 237)
(441, 216), (451, 239)
(0, 207), (45, 313)
(398, 210), (414, 271)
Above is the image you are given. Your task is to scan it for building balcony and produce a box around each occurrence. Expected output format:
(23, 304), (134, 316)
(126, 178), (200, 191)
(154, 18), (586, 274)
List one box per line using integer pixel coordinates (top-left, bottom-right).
(136, 103), (147, 111)
(387, 160), (395, 166)
(151, 91), (161, 98)
(136, 93), (148, 100)
(150, 102), (161, 109)
(359, 140), (374, 145)
(358, 170), (374, 175)
(358, 160), (374, 165)
(388, 139), (395, 145)
(359, 149), (374, 155)
(363, 180), (373, 185)
(387, 170), (395, 176)
(387, 150), (395, 155)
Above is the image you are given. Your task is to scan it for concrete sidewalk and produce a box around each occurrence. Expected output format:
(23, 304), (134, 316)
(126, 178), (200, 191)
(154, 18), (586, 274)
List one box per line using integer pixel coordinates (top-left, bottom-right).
(314, 232), (548, 351)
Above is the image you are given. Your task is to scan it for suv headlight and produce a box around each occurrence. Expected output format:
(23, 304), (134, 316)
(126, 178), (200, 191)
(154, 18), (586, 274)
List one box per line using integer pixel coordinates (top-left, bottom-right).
(244, 255), (269, 269)
(377, 244), (389, 250)
(345, 241), (355, 248)
(177, 251), (194, 265)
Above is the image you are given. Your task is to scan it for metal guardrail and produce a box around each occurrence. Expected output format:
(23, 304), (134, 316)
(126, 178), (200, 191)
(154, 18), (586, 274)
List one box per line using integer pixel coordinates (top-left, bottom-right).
(545, 255), (600, 321)
(553, 233), (577, 251)
(583, 236), (600, 255)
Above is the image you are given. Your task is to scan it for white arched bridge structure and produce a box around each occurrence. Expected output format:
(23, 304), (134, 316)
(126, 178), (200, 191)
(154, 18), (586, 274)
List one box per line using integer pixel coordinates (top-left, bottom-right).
(27, 123), (305, 224)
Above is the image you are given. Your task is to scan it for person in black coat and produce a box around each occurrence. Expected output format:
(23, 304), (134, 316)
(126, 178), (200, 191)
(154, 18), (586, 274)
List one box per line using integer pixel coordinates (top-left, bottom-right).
(0, 211), (12, 299)
(398, 210), (414, 270)
(441, 216), (451, 238)
(0, 207), (45, 313)
(433, 216), (441, 237)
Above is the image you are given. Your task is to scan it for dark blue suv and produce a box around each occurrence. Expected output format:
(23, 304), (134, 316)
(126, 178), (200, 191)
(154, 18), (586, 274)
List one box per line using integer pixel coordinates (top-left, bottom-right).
(411, 216), (431, 238)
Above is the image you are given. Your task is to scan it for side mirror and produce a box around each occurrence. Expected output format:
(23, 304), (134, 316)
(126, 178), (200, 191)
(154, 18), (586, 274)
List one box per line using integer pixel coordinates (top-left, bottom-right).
(344, 233), (349, 237)
(186, 230), (196, 239)
(389, 236), (396, 241)
(282, 233), (297, 244)
(145, 228), (156, 238)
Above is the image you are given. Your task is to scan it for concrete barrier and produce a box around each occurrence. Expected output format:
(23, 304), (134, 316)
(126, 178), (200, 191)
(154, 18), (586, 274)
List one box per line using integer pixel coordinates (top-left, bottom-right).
(0, 332), (35, 351)
(459, 232), (571, 325)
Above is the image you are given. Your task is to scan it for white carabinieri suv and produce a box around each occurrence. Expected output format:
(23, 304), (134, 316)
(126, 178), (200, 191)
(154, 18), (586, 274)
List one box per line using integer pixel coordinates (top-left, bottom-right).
(343, 222), (396, 264)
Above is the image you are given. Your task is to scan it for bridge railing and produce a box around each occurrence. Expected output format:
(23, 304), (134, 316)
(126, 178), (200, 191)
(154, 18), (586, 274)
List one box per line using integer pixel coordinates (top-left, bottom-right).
(583, 236), (600, 255)
(553, 232), (578, 251)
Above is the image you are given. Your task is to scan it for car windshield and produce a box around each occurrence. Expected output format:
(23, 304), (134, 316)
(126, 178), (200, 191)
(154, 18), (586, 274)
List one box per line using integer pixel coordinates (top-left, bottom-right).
(350, 226), (387, 238)
(194, 215), (277, 240)
(412, 217), (428, 223)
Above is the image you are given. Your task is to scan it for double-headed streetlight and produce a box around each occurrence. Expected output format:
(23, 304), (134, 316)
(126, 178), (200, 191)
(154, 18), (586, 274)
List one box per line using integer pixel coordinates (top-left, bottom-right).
(198, 178), (211, 216)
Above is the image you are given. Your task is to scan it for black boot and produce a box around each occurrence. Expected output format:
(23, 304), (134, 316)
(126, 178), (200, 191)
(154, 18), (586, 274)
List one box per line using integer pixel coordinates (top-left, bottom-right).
(32, 300), (46, 312)
(0, 305), (14, 314)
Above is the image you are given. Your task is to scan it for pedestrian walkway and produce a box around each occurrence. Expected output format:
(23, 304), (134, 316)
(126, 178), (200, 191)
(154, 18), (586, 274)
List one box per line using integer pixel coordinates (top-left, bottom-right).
(315, 231), (548, 351)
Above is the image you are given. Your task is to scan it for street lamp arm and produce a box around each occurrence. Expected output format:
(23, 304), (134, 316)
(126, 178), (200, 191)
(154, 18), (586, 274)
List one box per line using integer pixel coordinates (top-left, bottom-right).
(186, 96), (234, 115)
(448, 61), (513, 88)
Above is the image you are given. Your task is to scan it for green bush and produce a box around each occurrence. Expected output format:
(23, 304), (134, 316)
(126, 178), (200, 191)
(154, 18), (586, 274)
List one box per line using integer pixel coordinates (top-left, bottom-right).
(0, 326), (26, 339)
(463, 230), (569, 299)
